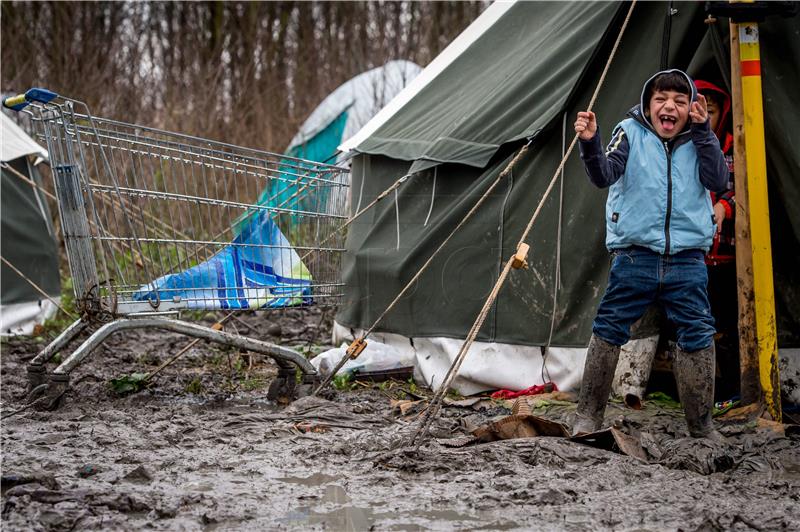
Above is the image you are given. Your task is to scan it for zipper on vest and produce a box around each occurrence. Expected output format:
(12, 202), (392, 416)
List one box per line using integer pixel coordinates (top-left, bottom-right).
(664, 141), (672, 255)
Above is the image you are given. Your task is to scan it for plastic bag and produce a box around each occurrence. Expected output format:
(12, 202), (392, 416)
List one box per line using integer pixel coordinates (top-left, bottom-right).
(310, 341), (415, 376)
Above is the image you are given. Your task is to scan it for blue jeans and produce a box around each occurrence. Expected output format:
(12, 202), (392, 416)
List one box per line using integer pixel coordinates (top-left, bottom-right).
(592, 246), (716, 352)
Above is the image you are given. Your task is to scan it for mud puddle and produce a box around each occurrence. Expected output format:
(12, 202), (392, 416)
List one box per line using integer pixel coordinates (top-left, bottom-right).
(2, 311), (800, 530)
(170, 394), (281, 412)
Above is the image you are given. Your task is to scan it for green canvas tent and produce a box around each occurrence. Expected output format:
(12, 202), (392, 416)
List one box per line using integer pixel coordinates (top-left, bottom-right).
(334, 1), (800, 396)
(1, 112), (61, 335)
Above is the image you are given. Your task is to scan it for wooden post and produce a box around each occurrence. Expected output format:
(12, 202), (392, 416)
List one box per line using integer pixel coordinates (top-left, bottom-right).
(729, 23), (760, 407)
(731, 20), (781, 420)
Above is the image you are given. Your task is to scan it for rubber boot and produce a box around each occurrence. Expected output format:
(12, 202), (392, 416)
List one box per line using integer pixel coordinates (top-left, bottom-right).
(572, 335), (621, 436)
(673, 344), (726, 441)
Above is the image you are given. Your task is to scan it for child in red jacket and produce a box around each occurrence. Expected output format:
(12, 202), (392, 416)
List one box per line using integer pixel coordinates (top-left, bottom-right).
(696, 80), (735, 265)
(696, 80), (739, 396)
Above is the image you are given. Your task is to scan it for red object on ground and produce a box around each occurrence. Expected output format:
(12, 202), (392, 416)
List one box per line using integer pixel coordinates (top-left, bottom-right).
(491, 382), (558, 400)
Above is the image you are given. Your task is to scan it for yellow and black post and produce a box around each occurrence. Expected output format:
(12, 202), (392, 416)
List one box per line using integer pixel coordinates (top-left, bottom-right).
(733, 19), (781, 420)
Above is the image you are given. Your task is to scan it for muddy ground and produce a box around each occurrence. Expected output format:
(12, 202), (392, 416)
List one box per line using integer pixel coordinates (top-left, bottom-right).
(2, 310), (799, 531)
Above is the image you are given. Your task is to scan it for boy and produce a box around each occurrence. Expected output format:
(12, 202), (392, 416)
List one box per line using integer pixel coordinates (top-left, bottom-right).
(573, 69), (728, 439)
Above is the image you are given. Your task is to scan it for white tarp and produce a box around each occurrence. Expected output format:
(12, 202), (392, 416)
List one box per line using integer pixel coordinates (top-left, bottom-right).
(290, 60), (422, 154)
(311, 341), (417, 378)
(0, 299), (59, 336)
(332, 321), (586, 395)
(332, 322), (800, 404)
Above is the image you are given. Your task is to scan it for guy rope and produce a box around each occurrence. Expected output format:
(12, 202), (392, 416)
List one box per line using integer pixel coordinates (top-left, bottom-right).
(408, 0), (638, 449)
(313, 141), (534, 394)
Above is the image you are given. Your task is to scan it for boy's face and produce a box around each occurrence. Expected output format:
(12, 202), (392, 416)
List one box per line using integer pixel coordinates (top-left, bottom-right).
(704, 95), (721, 133)
(647, 89), (690, 139)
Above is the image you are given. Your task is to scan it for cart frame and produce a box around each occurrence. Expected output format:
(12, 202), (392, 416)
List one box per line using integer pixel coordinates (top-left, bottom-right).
(4, 88), (350, 408)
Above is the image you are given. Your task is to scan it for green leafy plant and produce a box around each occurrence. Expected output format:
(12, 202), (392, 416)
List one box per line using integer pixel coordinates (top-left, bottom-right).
(185, 376), (204, 394)
(332, 372), (356, 391)
(40, 276), (79, 334)
(407, 377), (418, 396)
(645, 391), (681, 409)
(110, 373), (148, 395)
(446, 388), (464, 401)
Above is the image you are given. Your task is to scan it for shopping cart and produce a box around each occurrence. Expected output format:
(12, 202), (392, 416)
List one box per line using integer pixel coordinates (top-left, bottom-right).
(3, 88), (350, 408)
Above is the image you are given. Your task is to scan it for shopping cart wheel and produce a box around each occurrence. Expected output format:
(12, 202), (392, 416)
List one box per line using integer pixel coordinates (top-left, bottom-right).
(26, 383), (49, 405)
(32, 374), (69, 411)
(27, 364), (47, 393)
(267, 368), (322, 401)
(267, 377), (292, 402)
(267, 367), (297, 402)
(268, 371), (320, 401)
(25, 378), (66, 411)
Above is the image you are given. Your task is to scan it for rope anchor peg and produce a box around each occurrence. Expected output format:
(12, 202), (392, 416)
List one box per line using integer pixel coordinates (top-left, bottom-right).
(511, 243), (530, 270)
(346, 337), (368, 359)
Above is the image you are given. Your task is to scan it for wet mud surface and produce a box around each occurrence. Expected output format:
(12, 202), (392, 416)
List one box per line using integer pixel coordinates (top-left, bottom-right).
(2, 311), (800, 530)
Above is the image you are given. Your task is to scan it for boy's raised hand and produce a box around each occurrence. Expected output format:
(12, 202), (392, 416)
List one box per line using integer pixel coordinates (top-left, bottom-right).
(575, 111), (597, 140)
(690, 93), (709, 124)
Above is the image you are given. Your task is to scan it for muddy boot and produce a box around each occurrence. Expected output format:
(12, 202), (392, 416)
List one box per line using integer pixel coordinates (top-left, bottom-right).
(573, 335), (621, 436)
(674, 344), (726, 441)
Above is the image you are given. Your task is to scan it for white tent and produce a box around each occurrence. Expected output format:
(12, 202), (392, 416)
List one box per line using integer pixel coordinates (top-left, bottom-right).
(287, 60), (422, 163)
(1, 112), (47, 162)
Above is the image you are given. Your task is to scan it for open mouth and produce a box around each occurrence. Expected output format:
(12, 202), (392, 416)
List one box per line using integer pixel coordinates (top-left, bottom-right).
(659, 114), (677, 132)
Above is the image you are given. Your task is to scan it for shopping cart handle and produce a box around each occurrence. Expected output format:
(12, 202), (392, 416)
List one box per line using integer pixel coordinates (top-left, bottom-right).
(3, 87), (58, 111)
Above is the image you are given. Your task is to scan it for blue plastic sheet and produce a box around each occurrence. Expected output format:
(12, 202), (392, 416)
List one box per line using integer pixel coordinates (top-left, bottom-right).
(134, 210), (312, 309)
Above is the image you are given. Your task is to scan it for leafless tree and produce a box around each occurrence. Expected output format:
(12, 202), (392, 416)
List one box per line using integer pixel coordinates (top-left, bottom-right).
(2, 1), (484, 152)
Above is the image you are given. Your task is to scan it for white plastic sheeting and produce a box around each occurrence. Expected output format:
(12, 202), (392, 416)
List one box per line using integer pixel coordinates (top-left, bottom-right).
(1, 113), (47, 163)
(332, 321), (587, 395)
(310, 341), (417, 378)
(0, 299), (59, 336)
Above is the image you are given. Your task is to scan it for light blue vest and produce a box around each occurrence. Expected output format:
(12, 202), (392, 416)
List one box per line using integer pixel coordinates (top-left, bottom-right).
(606, 118), (715, 254)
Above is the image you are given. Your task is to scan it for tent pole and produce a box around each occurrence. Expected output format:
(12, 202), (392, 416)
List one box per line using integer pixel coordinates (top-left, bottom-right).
(730, 20), (781, 420)
(729, 21), (759, 408)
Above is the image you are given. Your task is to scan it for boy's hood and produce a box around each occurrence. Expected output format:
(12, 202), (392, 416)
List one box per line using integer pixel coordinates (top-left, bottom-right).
(694, 79), (731, 140)
(626, 69), (696, 138)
